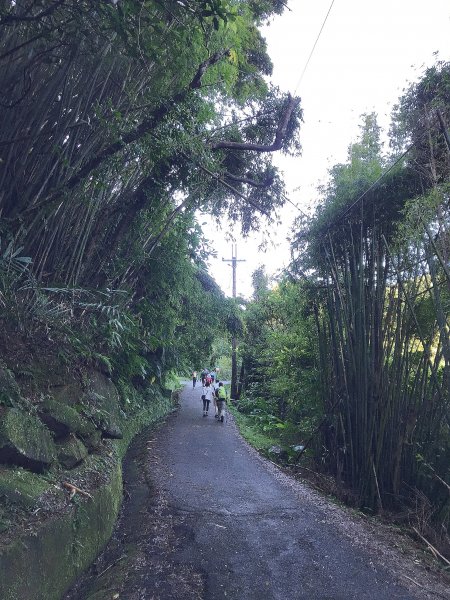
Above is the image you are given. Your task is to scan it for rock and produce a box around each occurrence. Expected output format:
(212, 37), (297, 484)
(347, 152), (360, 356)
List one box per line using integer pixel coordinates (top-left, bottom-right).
(0, 467), (53, 509)
(48, 382), (84, 407)
(0, 361), (22, 407)
(0, 408), (56, 472)
(82, 373), (123, 440)
(268, 445), (288, 460)
(56, 435), (88, 469)
(291, 445), (305, 453)
(38, 397), (97, 441)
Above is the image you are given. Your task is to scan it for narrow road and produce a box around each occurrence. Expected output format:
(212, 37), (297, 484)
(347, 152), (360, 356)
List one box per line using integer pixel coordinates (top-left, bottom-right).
(67, 385), (437, 600)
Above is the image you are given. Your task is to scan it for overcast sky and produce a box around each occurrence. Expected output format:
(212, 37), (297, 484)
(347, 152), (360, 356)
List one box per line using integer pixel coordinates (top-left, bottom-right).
(206, 0), (450, 298)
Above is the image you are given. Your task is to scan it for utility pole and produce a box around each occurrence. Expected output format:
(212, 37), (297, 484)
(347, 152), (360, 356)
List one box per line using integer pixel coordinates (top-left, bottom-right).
(222, 244), (245, 401)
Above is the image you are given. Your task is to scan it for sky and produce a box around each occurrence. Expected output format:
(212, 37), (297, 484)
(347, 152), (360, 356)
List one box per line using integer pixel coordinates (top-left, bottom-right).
(205, 0), (450, 298)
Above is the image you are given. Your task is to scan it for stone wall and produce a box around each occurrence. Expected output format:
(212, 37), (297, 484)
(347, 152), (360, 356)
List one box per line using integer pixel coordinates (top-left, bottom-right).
(0, 368), (176, 600)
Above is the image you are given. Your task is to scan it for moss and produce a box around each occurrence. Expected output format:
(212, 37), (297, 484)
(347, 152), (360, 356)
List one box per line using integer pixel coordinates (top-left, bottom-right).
(56, 436), (88, 469)
(0, 464), (123, 600)
(39, 397), (97, 440)
(0, 383), (175, 600)
(0, 362), (22, 408)
(0, 408), (56, 471)
(0, 467), (53, 510)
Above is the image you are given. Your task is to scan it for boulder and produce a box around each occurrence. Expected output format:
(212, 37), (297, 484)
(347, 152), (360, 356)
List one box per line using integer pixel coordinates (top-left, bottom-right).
(0, 408), (56, 472)
(82, 373), (123, 440)
(38, 397), (97, 441)
(0, 467), (54, 509)
(48, 382), (83, 407)
(56, 435), (88, 469)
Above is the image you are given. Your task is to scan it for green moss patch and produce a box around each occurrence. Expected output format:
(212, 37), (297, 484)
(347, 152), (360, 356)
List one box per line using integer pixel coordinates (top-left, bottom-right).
(0, 382), (176, 600)
(39, 397), (97, 441)
(0, 467), (53, 510)
(0, 408), (56, 472)
(0, 362), (22, 408)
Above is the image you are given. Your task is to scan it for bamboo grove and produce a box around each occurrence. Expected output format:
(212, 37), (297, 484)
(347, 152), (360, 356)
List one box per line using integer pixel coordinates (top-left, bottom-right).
(239, 62), (450, 549)
(0, 1), (301, 377)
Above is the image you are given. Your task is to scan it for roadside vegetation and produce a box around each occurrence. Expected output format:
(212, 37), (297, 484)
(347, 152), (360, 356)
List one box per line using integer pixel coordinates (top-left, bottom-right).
(0, 0), (301, 400)
(0, 0), (448, 588)
(0, 3), (301, 593)
(234, 61), (450, 569)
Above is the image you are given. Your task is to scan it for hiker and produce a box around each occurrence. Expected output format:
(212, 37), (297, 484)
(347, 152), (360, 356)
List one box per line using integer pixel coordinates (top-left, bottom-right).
(216, 382), (227, 423)
(192, 370), (197, 388)
(201, 369), (208, 385)
(201, 381), (213, 417)
(210, 369), (216, 384)
(211, 378), (218, 417)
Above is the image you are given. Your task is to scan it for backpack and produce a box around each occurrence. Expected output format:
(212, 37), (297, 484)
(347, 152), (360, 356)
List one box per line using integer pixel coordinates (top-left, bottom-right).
(217, 386), (227, 400)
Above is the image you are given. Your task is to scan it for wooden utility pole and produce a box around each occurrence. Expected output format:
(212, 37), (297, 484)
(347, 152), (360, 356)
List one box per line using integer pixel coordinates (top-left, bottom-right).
(222, 244), (245, 401)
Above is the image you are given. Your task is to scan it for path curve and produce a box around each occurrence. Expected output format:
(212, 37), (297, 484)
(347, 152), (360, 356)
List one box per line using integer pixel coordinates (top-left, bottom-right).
(66, 385), (445, 599)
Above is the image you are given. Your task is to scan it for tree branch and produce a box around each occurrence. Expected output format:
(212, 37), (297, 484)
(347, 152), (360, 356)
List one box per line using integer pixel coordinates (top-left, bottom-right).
(210, 95), (300, 152)
(224, 172), (274, 188)
(23, 49), (230, 215)
(0, 0), (66, 26)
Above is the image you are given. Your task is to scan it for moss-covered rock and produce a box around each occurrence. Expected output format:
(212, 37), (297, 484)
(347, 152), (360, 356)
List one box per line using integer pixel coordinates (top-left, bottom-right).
(0, 362), (21, 408)
(0, 408), (56, 472)
(38, 397), (97, 441)
(0, 380), (176, 600)
(56, 435), (88, 469)
(82, 373), (123, 440)
(0, 467), (54, 510)
(0, 458), (123, 600)
(49, 381), (83, 407)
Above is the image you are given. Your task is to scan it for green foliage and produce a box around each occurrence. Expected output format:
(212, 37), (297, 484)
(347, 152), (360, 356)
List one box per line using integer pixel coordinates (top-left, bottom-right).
(0, 0), (301, 399)
(240, 63), (449, 548)
(240, 273), (320, 423)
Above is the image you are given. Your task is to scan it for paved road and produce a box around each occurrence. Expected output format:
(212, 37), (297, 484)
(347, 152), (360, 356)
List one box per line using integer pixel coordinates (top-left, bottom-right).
(67, 384), (417, 599)
(147, 384), (413, 600)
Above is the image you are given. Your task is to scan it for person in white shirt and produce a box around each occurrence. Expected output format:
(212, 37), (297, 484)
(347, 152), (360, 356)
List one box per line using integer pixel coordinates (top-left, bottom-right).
(201, 381), (213, 417)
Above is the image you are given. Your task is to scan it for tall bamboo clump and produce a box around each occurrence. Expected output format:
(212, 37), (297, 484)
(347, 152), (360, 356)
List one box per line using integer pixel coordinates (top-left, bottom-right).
(9, 2), (219, 280)
(308, 96), (449, 529)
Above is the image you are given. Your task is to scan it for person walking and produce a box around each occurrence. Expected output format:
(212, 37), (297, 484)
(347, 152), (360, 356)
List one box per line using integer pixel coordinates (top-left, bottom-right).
(201, 381), (213, 417)
(216, 382), (227, 423)
(192, 370), (197, 388)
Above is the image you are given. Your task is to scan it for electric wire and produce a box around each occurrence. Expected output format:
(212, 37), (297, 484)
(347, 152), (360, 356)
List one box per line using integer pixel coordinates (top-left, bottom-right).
(293, 0), (336, 93)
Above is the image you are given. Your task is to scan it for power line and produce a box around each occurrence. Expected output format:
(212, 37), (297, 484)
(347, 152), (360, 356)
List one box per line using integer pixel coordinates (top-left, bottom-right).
(293, 0), (335, 93)
(320, 116), (442, 237)
(281, 115), (441, 236)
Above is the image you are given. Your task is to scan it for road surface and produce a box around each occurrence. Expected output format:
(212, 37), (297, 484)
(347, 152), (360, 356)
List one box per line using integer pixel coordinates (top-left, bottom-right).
(66, 384), (430, 599)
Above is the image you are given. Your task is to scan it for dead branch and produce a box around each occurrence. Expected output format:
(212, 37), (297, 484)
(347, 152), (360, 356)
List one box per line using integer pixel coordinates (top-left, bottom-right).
(62, 481), (93, 500)
(412, 527), (450, 567)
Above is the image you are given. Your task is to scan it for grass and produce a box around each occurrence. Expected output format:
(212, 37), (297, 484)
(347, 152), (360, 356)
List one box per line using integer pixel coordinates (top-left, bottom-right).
(227, 403), (279, 452)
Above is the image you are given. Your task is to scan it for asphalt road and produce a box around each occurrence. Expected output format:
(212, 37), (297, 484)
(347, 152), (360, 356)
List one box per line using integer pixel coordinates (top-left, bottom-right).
(145, 384), (413, 600)
(67, 383), (418, 600)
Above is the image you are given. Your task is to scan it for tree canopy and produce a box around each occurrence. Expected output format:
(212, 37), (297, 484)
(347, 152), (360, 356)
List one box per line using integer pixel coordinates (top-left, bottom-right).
(0, 0), (302, 380)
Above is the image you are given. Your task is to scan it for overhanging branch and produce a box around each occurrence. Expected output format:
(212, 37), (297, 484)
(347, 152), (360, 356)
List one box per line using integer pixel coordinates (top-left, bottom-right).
(23, 49), (230, 215)
(210, 95), (300, 153)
